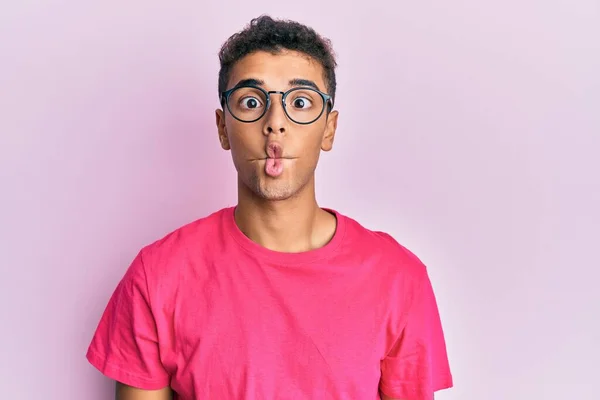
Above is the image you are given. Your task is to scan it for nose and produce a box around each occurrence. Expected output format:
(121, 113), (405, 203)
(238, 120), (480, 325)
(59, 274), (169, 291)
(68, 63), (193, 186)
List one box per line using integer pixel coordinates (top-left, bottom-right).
(262, 92), (288, 136)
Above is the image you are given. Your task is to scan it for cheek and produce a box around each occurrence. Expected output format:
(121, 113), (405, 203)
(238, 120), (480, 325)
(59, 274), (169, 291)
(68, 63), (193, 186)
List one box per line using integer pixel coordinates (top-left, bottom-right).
(307, 127), (327, 153)
(226, 124), (259, 157)
(227, 135), (244, 156)
(294, 131), (325, 169)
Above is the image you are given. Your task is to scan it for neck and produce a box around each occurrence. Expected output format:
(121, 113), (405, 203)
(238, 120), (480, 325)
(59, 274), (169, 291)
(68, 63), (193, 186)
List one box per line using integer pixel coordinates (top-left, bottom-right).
(234, 178), (336, 253)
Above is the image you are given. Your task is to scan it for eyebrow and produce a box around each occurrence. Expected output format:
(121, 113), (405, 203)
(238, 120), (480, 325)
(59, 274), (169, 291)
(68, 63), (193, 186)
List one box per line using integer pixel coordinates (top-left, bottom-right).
(288, 78), (320, 91)
(232, 78), (264, 89)
(231, 78), (321, 91)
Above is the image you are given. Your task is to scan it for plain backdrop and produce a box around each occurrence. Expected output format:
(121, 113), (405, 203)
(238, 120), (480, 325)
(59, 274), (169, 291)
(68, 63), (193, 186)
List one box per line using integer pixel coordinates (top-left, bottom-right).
(1, 1), (599, 399)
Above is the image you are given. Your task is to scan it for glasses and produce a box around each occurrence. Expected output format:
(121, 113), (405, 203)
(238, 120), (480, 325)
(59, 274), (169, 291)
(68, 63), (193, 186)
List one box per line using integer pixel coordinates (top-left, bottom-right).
(221, 85), (333, 125)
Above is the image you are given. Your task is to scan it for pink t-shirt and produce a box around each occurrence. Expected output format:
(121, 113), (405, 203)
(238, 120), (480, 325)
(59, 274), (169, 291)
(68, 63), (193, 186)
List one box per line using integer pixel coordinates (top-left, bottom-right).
(86, 207), (453, 399)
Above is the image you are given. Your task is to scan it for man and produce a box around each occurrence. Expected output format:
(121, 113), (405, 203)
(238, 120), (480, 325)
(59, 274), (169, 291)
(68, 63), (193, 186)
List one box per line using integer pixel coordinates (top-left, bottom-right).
(86, 15), (453, 400)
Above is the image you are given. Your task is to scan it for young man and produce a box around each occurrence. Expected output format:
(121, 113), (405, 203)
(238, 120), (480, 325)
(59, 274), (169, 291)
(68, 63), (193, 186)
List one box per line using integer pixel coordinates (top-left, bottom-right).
(86, 15), (453, 400)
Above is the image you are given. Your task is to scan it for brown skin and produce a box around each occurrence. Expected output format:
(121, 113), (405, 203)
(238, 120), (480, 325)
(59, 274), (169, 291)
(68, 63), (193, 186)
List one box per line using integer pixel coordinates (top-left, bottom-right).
(115, 383), (172, 399)
(115, 50), (408, 400)
(215, 49), (339, 253)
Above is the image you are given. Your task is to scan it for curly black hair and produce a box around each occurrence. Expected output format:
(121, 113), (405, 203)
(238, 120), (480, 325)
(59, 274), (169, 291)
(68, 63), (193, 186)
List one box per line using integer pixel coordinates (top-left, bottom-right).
(218, 15), (337, 104)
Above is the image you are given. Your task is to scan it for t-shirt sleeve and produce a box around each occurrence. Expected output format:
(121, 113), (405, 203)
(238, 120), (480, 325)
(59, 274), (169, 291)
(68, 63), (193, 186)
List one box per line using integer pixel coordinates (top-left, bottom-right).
(379, 270), (453, 399)
(86, 250), (170, 389)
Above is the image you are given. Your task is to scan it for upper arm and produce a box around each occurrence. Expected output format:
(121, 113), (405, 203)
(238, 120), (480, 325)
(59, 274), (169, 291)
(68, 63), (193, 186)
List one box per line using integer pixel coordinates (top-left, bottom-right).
(86, 250), (171, 389)
(116, 382), (173, 400)
(379, 269), (453, 400)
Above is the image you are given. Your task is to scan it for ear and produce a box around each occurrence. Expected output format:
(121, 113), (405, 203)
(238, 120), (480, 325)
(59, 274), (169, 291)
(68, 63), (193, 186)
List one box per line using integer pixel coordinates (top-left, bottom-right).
(215, 109), (230, 150)
(321, 110), (339, 152)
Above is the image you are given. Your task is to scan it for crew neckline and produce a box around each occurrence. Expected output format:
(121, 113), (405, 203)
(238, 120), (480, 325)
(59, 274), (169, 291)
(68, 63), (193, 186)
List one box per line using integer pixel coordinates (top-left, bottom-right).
(224, 206), (347, 265)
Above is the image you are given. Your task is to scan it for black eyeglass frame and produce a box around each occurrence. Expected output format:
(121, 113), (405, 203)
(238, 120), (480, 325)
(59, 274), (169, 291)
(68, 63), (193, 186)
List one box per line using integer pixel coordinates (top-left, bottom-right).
(220, 85), (334, 125)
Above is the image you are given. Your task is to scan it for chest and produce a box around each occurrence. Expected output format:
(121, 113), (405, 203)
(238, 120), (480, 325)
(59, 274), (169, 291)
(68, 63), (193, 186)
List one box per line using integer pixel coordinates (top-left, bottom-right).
(162, 259), (395, 399)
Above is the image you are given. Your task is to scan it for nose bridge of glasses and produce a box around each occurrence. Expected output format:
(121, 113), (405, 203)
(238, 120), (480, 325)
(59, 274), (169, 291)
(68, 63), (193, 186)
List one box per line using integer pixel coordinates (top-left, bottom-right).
(264, 90), (288, 117)
(266, 90), (287, 106)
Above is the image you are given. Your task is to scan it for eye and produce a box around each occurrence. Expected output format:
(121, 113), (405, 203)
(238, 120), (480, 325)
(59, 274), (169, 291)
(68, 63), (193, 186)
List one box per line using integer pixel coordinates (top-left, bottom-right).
(239, 96), (263, 109)
(291, 96), (313, 109)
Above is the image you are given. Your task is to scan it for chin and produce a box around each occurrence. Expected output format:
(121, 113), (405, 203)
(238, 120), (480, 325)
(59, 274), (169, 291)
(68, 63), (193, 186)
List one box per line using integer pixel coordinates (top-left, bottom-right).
(241, 172), (305, 201)
(255, 184), (297, 201)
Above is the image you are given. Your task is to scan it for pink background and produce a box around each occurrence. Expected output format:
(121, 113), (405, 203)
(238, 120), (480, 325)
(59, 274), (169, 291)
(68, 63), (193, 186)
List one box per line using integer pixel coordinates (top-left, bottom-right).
(1, 1), (599, 399)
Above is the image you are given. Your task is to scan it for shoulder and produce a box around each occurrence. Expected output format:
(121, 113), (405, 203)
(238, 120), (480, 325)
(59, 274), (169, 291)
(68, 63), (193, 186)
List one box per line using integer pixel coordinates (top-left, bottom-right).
(338, 210), (429, 281)
(137, 207), (231, 271)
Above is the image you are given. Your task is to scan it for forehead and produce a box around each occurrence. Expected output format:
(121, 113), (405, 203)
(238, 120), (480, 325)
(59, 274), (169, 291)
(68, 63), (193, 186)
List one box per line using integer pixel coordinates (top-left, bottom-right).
(227, 50), (327, 91)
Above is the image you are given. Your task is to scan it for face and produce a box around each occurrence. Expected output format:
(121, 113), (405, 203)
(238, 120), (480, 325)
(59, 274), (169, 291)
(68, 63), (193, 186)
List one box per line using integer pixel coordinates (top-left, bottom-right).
(215, 50), (339, 201)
